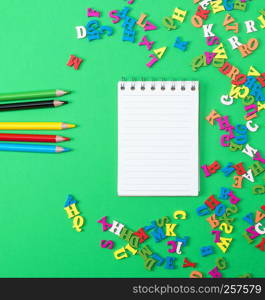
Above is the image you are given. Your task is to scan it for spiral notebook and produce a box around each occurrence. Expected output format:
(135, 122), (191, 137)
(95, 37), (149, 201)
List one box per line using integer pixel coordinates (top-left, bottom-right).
(118, 81), (199, 196)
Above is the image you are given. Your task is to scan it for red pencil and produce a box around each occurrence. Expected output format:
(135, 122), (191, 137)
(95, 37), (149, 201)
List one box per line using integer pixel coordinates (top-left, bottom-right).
(0, 133), (70, 143)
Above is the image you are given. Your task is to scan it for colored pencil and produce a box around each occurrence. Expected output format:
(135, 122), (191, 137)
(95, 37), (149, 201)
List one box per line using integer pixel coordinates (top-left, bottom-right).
(0, 89), (70, 102)
(0, 133), (70, 143)
(0, 143), (70, 153)
(0, 122), (76, 130)
(0, 100), (68, 111)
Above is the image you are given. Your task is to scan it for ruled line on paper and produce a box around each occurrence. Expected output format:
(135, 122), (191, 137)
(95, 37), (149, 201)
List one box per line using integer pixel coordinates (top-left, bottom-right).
(121, 104), (191, 107)
(121, 95), (192, 98)
(119, 118), (192, 123)
(121, 166), (192, 171)
(120, 145), (193, 149)
(119, 132), (190, 137)
(124, 175), (191, 178)
(121, 189), (190, 192)
(122, 165), (192, 169)
(120, 144), (192, 147)
(120, 185), (190, 188)
(122, 170), (193, 173)
(122, 157), (191, 162)
(120, 138), (192, 141)
(120, 127), (192, 132)
(121, 119), (191, 122)
(124, 151), (190, 154)
(120, 106), (191, 109)
(121, 112), (192, 115)
(120, 179), (193, 184)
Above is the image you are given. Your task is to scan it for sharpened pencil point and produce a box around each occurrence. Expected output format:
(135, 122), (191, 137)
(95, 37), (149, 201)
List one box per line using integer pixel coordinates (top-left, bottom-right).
(64, 123), (76, 129)
(54, 100), (68, 107)
(56, 136), (70, 142)
(56, 146), (71, 153)
(56, 90), (70, 97)
(62, 147), (71, 152)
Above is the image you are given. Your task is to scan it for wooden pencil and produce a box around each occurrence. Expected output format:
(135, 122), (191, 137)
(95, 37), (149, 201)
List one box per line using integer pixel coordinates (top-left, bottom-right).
(0, 122), (76, 130)
(0, 89), (70, 102)
(0, 143), (70, 153)
(0, 133), (70, 143)
(0, 100), (68, 111)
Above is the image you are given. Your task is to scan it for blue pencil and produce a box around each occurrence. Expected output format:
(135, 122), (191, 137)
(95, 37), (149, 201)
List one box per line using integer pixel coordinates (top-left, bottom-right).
(0, 143), (71, 153)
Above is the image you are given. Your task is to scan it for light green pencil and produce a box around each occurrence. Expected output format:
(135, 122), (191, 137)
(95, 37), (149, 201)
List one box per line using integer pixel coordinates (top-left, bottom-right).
(0, 89), (70, 102)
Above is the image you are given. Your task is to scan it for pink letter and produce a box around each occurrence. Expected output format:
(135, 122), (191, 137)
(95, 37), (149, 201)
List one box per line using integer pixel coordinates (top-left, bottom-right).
(138, 36), (154, 50)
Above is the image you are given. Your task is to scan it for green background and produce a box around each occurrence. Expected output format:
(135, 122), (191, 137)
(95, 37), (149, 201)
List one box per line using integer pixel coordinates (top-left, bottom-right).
(0, 0), (264, 278)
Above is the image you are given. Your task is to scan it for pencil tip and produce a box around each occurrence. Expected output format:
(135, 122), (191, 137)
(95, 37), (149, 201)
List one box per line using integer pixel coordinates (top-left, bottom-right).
(54, 100), (68, 107)
(66, 123), (76, 129)
(56, 136), (70, 142)
(56, 146), (71, 152)
(61, 123), (76, 129)
(56, 90), (70, 96)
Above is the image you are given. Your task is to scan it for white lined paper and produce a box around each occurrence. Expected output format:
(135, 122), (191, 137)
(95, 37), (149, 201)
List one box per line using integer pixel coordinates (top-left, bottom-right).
(118, 81), (199, 196)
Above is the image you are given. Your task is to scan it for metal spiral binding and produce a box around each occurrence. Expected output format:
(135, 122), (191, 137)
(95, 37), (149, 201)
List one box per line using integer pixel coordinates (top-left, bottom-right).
(120, 78), (197, 91)
(140, 77), (145, 90)
(181, 81), (186, 91)
(161, 78), (166, 90)
(120, 77), (126, 90)
(130, 78), (136, 90)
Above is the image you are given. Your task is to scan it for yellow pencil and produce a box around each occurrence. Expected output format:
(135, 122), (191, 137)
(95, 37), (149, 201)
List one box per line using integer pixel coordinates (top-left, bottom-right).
(0, 122), (76, 130)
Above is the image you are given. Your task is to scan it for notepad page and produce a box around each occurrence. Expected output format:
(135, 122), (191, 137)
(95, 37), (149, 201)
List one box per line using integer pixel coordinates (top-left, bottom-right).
(118, 81), (199, 196)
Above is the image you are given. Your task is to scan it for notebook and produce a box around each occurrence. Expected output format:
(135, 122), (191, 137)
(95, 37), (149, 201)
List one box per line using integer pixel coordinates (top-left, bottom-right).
(118, 81), (199, 196)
